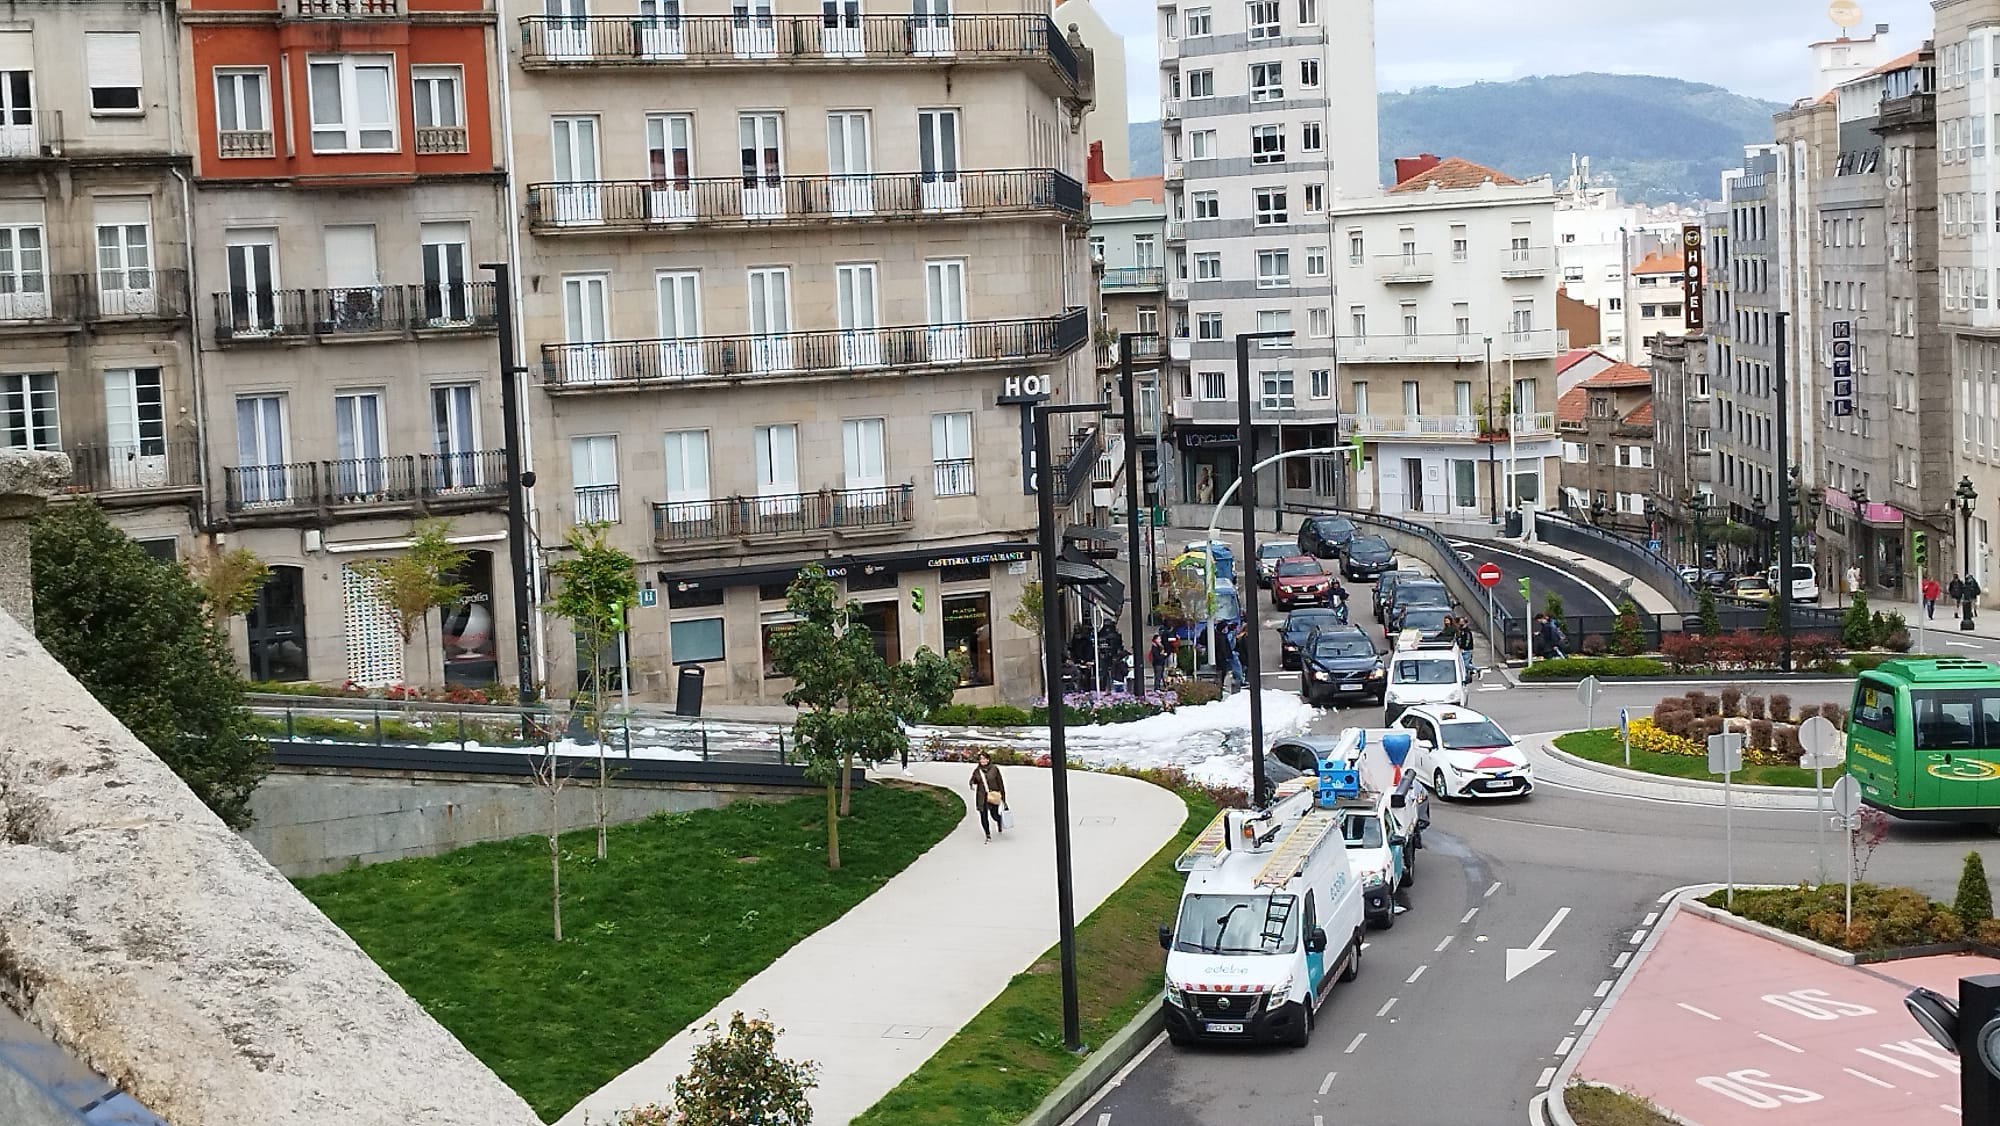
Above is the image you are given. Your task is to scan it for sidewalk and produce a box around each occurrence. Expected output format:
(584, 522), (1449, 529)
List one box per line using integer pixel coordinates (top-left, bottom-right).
(1531, 735), (1828, 811)
(554, 762), (1187, 1126)
(1477, 537), (1681, 619)
(1846, 592), (2000, 644)
(1576, 906), (1998, 1124)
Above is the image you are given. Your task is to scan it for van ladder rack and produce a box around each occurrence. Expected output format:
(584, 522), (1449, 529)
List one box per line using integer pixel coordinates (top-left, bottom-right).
(1176, 809), (1234, 872)
(1254, 808), (1340, 888)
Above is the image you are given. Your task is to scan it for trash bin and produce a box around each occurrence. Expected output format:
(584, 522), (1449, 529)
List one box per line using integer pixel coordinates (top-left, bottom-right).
(675, 664), (705, 717)
(1207, 543), (1236, 582)
(1504, 510), (1523, 539)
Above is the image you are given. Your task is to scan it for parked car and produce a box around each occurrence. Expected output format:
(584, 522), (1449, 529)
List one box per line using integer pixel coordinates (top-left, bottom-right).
(1255, 542), (1294, 587)
(1299, 627), (1386, 706)
(1767, 562), (1822, 605)
(1383, 640), (1471, 724)
(1272, 556), (1339, 609)
(1699, 568), (1732, 590)
(1730, 575), (1774, 602)
(1279, 607), (1348, 669)
(1342, 536), (1397, 581)
(1372, 569), (1426, 620)
(1298, 515), (1359, 560)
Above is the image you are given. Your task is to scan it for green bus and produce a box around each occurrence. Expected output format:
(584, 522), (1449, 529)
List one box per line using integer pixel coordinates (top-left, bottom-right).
(1848, 657), (2000, 823)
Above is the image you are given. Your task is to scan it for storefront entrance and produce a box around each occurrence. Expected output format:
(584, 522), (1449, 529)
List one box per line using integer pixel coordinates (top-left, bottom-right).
(246, 565), (308, 682)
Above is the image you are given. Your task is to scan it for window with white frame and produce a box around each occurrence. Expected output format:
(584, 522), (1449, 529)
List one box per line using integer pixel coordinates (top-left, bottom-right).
(1195, 251), (1222, 280)
(1450, 223), (1468, 261)
(1197, 312), (1223, 340)
(411, 65), (463, 133)
(1309, 369), (1330, 399)
(1247, 0), (1279, 39)
(1187, 69), (1214, 98)
(1347, 231), (1364, 263)
(307, 55), (395, 152)
(1250, 124), (1284, 164)
(1400, 303), (1418, 337)
(1350, 381), (1368, 415)
(663, 429), (710, 504)
(1184, 6), (1211, 35)
(1296, 0), (1316, 23)
(1453, 302), (1470, 340)
(1307, 307), (1330, 337)
(214, 68), (269, 149)
(1249, 62), (1283, 102)
(1300, 121), (1322, 152)
(1189, 129), (1217, 158)
(85, 32), (143, 115)
(1261, 370), (1294, 409)
(1255, 248), (1290, 287)
(1348, 305), (1365, 335)
(1303, 183), (1325, 212)
(1192, 190), (1219, 219)
(1257, 308), (1291, 344)
(1199, 370), (1226, 400)
(1305, 246), (1326, 276)
(570, 435), (620, 523)
(1254, 187), (1287, 225)
(0, 372), (57, 449)
(931, 411), (974, 496)
(1299, 58), (1320, 87)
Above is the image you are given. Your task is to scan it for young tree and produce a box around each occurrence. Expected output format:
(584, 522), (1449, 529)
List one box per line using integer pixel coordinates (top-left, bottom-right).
(1610, 598), (1645, 656)
(614, 1011), (817, 1126)
(1958, 850), (1994, 931)
(545, 522), (639, 860)
(356, 517), (468, 686)
(1842, 589), (1877, 650)
(30, 502), (268, 828)
(768, 566), (957, 867)
(184, 544), (271, 631)
(1008, 581), (1046, 694)
(1697, 587), (1722, 636)
(527, 699), (579, 942)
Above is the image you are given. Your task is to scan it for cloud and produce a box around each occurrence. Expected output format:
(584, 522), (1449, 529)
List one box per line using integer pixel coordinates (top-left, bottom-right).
(1092, 0), (1935, 120)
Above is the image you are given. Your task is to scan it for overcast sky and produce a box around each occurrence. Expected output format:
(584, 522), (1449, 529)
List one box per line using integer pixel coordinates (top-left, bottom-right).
(1093, 0), (1936, 119)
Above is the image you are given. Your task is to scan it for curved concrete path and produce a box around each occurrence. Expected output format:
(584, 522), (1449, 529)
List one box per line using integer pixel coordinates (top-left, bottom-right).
(556, 762), (1188, 1126)
(1527, 733), (1828, 810)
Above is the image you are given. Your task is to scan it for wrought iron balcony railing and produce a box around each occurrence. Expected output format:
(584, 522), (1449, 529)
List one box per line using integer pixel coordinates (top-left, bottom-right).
(222, 451), (508, 516)
(63, 439), (202, 496)
(542, 307), (1088, 390)
(211, 282), (499, 343)
(526, 168), (1083, 231)
(1099, 266), (1165, 291)
(652, 484), (914, 545)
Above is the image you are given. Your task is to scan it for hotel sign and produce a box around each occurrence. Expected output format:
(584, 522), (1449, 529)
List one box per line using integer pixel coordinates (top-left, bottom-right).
(1682, 225), (1705, 333)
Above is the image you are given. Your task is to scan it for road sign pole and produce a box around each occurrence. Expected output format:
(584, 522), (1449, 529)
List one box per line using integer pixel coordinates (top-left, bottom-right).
(1726, 755), (1734, 909)
(1831, 774), (1862, 931)
(1620, 707), (1630, 767)
(1799, 716), (1841, 888)
(1817, 762), (1826, 886)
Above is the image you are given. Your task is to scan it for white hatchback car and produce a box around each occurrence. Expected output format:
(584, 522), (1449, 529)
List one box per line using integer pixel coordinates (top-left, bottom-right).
(1382, 643), (1469, 725)
(1393, 705), (1535, 800)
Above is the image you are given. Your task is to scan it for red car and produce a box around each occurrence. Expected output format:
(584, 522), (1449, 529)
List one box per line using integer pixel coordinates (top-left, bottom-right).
(1271, 556), (1335, 609)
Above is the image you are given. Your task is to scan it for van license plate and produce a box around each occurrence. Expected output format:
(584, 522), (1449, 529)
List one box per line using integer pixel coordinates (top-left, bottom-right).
(1206, 1022), (1245, 1034)
(1341, 682), (1362, 692)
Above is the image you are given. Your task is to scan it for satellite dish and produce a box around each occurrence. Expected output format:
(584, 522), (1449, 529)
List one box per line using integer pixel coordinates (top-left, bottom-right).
(1828, 0), (1862, 30)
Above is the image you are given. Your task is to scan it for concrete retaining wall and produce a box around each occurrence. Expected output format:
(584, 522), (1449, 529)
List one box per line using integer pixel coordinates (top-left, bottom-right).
(245, 766), (811, 876)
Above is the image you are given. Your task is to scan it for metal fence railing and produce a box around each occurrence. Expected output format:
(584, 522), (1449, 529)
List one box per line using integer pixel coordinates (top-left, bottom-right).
(1535, 512), (1700, 613)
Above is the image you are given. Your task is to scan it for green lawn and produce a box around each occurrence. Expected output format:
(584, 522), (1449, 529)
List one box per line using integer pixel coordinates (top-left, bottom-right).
(1555, 729), (1823, 788)
(853, 787), (1218, 1126)
(1566, 1084), (1681, 1126)
(296, 783), (962, 1120)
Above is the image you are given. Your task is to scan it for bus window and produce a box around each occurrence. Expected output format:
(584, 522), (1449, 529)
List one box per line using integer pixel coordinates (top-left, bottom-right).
(1853, 682), (1897, 734)
(1910, 688), (2000, 750)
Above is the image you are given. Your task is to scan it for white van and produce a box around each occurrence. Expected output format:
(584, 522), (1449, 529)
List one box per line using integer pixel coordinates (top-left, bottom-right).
(1159, 778), (1368, 1048)
(1766, 562), (1821, 605)
(1383, 640), (1470, 724)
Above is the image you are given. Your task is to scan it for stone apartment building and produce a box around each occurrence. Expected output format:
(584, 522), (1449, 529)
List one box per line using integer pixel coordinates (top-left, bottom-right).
(1645, 331), (1714, 560)
(1711, 148), (1784, 545)
(1555, 361), (1653, 534)
(1624, 245), (1685, 363)
(1088, 161), (1169, 499)
(182, 0), (518, 687)
(1328, 156), (1564, 521)
(503, 0), (1096, 704)
(0, 2), (200, 559)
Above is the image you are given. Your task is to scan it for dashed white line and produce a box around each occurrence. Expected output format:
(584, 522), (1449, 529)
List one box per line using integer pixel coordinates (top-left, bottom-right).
(1536, 1066), (1557, 1088)
(1407, 965), (1427, 984)
(1944, 1105), (1963, 1117)
(1755, 1032), (1805, 1053)
(1314, 1116), (1326, 1126)
(1642, 912), (1660, 927)
(1556, 1035), (1576, 1056)
(1376, 997), (1398, 1018)
(1631, 928), (1649, 944)
(1613, 951), (1632, 970)
(1435, 935), (1455, 953)
(1595, 980), (1614, 998)
(1097, 1115), (1112, 1126)
(1317, 1071), (1336, 1096)
(1485, 881), (1504, 898)
(1462, 908), (1480, 924)
(1344, 1032), (1367, 1054)
(1677, 1003), (1722, 1021)
(1575, 1008), (1595, 1026)
(1844, 1067), (1897, 1089)
(1858, 1048), (1938, 1078)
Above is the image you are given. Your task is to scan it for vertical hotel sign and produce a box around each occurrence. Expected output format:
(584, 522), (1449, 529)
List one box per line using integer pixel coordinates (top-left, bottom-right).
(1681, 224), (1705, 333)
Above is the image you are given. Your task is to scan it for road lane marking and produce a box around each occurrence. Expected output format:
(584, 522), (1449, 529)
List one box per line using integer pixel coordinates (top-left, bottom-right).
(1318, 1071), (1336, 1095)
(1614, 951), (1632, 969)
(1344, 1032), (1367, 1054)
(1315, 1117), (1325, 1126)
(1945, 1105), (1962, 1117)
(1843, 1067), (1897, 1089)
(1857, 1048), (1938, 1078)
(1377, 997), (1397, 1018)
(1507, 906), (1571, 982)
(1485, 881), (1503, 897)
(1556, 1035), (1576, 1056)
(1595, 980), (1613, 998)
(1097, 1115), (1111, 1126)
(1947, 641), (1980, 649)
(1643, 912), (1660, 927)
(1407, 965), (1427, 983)
(1756, 1033), (1805, 1053)
(1536, 1066), (1556, 1088)
(1631, 928), (1649, 944)
(1575, 1008), (1594, 1026)
(1677, 1003), (1722, 1021)
(1462, 907), (1480, 924)
(1435, 935), (1455, 953)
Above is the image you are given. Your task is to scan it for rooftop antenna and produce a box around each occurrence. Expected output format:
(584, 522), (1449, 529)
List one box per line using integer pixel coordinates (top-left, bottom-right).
(1827, 0), (1862, 39)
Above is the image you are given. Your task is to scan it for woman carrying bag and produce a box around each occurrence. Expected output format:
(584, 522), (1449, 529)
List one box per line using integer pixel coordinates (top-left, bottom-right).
(969, 753), (1009, 842)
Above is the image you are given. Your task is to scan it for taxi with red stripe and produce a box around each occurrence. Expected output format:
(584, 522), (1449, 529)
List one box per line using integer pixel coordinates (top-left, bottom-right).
(1391, 704), (1534, 800)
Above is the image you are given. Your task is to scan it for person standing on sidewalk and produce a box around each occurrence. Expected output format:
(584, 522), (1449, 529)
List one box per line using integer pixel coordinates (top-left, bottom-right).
(1923, 575), (1942, 619)
(969, 753), (1008, 842)
(1969, 576), (1984, 622)
(1952, 575), (1967, 622)
(1454, 616), (1475, 677)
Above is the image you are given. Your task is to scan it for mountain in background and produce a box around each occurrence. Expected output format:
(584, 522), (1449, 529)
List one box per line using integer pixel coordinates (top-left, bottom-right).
(1126, 73), (1786, 206)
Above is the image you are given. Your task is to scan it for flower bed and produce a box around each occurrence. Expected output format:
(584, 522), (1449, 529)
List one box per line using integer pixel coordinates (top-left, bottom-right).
(250, 679), (518, 706)
(928, 682), (1216, 728)
(1702, 883), (1997, 954)
(1519, 657), (1670, 680)
(1648, 688), (1849, 766)
(1660, 632), (1843, 674)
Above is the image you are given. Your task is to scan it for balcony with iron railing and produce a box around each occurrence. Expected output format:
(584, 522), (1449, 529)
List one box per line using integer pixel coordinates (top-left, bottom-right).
(221, 450), (509, 520)
(932, 458), (976, 497)
(1093, 333), (1167, 370)
(1374, 252), (1435, 284)
(1099, 266), (1165, 292)
(525, 168), (1084, 233)
(573, 483), (622, 525)
(0, 271), (192, 329)
(1336, 328), (1570, 364)
(1165, 218), (1185, 242)
(1347, 412), (1560, 441)
(541, 306), (1089, 392)
(281, 0), (401, 15)
(517, 13), (1083, 99)
(210, 282), (499, 345)
(652, 484), (915, 549)
(1498, 246), (1555, 277)
(60, 439), (203, 501)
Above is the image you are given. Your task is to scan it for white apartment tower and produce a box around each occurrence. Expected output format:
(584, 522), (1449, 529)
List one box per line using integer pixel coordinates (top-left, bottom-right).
(1156, 0), (1378, 509)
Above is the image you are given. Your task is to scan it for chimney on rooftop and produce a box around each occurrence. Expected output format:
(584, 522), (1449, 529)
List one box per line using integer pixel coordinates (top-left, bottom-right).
(1393, 153), (1442, 185)
(1087, 140), (1109, 184)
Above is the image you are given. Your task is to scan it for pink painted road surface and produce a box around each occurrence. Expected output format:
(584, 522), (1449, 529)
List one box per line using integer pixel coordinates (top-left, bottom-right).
(1578, 910), (2000, 1124)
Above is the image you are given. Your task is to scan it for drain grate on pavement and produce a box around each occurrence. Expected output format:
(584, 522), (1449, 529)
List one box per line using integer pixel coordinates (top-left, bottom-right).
(881, 1026), (933, 1040)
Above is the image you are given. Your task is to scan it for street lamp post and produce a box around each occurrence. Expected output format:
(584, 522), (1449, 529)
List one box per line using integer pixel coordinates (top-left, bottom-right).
(481, 261), (538, 704)
(1236, 330), (1294, 810)
(1034, 400), (1108, 1053)
(1960, 475), (1980, 633)
(1118, 334), (1148, 693)
(1484, 336), (1498, 523)
(1690, 492), (1708, 568)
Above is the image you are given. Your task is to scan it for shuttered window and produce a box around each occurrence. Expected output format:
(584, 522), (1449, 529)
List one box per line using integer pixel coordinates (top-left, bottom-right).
(85, 32), (142, 114)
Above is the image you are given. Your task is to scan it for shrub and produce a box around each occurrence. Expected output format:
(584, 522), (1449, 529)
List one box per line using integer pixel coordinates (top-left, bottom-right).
(1699, 715), (1724, 738)
(1842, 591), (1877, 649)
(1720, 687), (1743, 717)
(1769, 693), (1793, 724)
(1698, 587), (1722, 635)
(1611, 598), (1646, 656)
(1796, 703), (1821, 724)
(1579, 634), (1607, 657)
(1626, 716), (1702, 757)
(1746, 694), (1767, 720)
(927, 703), (976, 725)
(1688, 691), (1717, 718)
(1543, 591), (1566, 623)
(1772, 725), (1802, 763)
(974, 705), (1034, 726)
(1748, 718), (1773, 751)
(1884, 627), (1914, 653)
(1822, 703), (1848, 730)
(1958, 851), (1995, 931)
(1709, 883), (1955, 953)
(1172, 679), (1221, 708)
(1977, 918), (2000, 947)
(1517, 656), (1669, 680)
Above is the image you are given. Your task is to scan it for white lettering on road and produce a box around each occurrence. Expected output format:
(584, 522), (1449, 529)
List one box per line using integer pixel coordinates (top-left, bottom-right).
(1764, 990), (1878, 1021)
(1696, 1070), (1824, 1107)
(1873, 1039), (1962, 1075)
(1677, 1003), (1722, 1021)
(1843, 1068), (1897, 1089)
(1755, 1033), (1805, 1053)
(1856, 1048), (1938, 1079)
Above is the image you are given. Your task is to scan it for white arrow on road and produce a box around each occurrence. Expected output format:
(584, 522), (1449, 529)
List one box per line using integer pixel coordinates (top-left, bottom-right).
(1505, 907), (1571, 982)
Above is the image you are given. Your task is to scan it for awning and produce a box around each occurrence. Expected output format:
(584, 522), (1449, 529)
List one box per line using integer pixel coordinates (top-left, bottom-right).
(1058, 545), (1126, 613)
(1065, 523), (1123, 544)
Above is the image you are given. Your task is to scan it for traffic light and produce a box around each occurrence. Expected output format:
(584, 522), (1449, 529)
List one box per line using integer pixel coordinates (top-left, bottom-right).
(911, 586), (925, 614)
(1518, 577), (1531, 602)
(1916, 531), (1930, 570)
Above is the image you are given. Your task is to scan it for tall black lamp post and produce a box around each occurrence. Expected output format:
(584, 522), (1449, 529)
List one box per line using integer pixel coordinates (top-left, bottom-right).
(1117, 333), (1149, 692)
(1484, 335), (1498, 523)
(1960, 475), (1980, 633)
(1236, 329), (1294, 810)
(481, 261), (538, 704)
(1035, 399), (1108, 1053)
(1690, 492), (1708, 568)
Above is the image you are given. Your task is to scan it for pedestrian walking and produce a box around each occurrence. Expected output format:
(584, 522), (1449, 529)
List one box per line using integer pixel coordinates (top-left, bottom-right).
(1969, 576), (1984, 622)
(1535, 613), (1568, 660)
(1846, 564), (1863, 608)
(1149, 628), (1172, 690)
(1222, 620), (1247, 690)
(1951, 575), (1966, 619)
(969, 753), (1008, 842)
(1454, 616), (1476, 676)
(1923, 576), (1941, 620)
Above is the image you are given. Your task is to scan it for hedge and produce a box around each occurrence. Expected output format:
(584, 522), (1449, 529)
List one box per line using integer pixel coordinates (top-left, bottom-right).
(1519, 656), (1670, 680)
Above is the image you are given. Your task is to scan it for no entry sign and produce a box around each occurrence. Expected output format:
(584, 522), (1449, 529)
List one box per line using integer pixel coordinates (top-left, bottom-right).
(1476, 562), (1502, 588)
